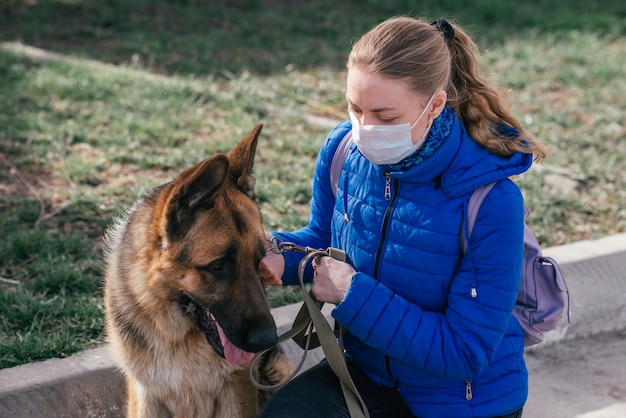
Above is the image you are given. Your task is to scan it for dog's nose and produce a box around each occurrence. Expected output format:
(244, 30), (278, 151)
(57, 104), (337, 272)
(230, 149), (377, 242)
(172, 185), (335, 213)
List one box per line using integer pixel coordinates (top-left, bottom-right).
(246, 325), (278, 352)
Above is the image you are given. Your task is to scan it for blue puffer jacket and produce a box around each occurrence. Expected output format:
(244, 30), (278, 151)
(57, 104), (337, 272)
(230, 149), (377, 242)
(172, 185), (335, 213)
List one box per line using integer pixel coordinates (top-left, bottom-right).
(274, 109), (531, 418)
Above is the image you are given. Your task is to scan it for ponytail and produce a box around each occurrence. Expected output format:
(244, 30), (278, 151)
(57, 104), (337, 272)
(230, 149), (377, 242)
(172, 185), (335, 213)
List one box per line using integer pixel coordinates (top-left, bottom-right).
(443, 21), (547, 160)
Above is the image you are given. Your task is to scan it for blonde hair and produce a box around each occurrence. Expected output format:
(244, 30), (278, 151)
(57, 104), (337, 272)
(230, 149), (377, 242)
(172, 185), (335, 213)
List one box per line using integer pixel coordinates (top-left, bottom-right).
(347, 16), (546, 160)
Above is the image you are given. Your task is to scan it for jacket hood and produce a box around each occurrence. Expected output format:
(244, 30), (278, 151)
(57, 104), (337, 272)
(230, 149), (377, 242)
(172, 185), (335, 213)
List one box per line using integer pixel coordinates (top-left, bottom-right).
(384, 110), (532, 198)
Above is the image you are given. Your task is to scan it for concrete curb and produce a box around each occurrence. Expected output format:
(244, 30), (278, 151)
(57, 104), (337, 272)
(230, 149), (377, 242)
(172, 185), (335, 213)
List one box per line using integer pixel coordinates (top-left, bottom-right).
(1, 233), (625, 418)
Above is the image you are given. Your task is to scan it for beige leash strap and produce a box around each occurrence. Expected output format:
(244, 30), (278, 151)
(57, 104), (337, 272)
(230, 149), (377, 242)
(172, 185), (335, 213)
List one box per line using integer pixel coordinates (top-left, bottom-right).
(298, 251), (370, 418)
(250, 248), (369, 418)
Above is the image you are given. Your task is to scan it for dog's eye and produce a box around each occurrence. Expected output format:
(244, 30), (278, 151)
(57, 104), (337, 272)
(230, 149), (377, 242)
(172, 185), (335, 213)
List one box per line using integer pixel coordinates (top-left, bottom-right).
(198, 259), (225, 273)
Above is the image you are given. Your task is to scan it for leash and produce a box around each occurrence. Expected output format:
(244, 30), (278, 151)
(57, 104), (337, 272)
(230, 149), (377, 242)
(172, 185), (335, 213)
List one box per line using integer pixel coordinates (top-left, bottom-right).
(250, 239), (370, 418)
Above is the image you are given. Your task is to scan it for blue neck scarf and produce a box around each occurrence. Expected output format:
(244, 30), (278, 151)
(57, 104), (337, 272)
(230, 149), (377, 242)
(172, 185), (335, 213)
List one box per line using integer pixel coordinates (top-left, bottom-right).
(382, 105), (455, 172)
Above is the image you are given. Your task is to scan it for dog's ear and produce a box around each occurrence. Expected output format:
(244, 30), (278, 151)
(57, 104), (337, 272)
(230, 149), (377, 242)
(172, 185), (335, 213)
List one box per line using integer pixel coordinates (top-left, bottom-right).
(165, 154), (229, 239)
(227, 122), (262, 199)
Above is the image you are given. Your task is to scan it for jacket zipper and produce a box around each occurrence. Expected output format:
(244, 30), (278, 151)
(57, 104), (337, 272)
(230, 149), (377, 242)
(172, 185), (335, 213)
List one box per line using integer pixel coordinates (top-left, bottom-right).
(465, 380), (473, 400)
(373, 172), (398, 381)
(373, 173), (398, 276)
(384, 172), (392, 200)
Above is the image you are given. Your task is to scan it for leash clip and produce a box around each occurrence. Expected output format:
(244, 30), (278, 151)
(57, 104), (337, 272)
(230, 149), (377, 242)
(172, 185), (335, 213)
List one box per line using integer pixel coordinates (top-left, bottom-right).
(266, 237), (308, 254)
(269, 236), (341, 258)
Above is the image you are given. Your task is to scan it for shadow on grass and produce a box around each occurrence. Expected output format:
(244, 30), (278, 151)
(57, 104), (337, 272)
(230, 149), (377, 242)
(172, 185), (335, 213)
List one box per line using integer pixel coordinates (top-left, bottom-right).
(0, 0), (624, 77)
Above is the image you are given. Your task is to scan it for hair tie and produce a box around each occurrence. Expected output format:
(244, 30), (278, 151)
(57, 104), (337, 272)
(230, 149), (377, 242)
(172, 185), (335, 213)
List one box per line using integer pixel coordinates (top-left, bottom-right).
(431, 19), (455, 43)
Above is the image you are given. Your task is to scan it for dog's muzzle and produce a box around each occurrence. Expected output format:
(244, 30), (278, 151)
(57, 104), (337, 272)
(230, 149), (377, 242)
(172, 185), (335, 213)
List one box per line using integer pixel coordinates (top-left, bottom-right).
(178, 295), (259, 365)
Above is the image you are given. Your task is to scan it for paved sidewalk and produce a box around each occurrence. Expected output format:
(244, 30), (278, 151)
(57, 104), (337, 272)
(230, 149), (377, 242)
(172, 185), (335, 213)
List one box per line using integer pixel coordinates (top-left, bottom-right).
(1, 233), (625, 418)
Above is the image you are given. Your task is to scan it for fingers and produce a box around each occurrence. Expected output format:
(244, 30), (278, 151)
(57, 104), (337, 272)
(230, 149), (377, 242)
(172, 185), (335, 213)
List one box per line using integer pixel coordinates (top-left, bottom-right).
(312, 255), (321, 270)
(311, 256), (355, 305)
(259, 258), (283, 286)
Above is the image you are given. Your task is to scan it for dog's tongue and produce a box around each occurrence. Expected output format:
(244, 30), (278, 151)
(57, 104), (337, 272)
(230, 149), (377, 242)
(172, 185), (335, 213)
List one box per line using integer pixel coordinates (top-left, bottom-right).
(216, 323), (255, 365)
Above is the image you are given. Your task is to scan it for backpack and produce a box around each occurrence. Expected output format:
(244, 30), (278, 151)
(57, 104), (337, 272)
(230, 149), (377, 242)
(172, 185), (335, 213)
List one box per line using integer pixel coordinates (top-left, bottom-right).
(463, 182), (570, 346)
(329, 130), (571, 346)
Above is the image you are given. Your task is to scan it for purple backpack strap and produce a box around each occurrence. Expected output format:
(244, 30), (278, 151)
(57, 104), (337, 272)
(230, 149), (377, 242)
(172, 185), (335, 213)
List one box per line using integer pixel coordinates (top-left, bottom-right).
(330, 130), (352, 196)
(461, 182), (497, 255)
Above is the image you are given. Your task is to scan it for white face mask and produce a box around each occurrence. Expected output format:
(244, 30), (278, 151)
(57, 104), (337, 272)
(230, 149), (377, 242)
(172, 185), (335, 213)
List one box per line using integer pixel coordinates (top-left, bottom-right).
(350, 92), (436, 165)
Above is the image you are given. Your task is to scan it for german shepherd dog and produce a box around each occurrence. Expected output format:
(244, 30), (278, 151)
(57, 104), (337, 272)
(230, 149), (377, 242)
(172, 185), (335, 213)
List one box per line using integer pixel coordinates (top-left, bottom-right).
(103, 123), (291, 417)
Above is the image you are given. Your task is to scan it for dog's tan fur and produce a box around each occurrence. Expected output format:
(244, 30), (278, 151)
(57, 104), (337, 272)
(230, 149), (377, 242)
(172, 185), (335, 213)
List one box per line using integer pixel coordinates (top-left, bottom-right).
(103, 124), (291, 418)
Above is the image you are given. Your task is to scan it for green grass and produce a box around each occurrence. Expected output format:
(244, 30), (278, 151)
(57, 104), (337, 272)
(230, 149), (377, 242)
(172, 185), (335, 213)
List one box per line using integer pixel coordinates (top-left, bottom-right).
(1, 0), (625, 368)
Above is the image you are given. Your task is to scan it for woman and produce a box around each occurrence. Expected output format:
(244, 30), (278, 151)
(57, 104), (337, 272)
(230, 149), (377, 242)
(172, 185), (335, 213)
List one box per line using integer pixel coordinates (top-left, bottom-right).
(259, 16), (546, 418)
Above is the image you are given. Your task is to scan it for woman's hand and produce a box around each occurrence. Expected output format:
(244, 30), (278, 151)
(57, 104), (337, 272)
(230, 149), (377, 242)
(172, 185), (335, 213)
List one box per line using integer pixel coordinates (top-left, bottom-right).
(259, 232), (284, 286)
(311, 256), (356, 305)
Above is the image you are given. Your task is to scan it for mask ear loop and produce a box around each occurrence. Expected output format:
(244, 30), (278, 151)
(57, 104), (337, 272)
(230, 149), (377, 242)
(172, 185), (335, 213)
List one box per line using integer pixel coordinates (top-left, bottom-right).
(409, 91), (437, 130)
(409, 92), (438, 146)
(417, 118), (434, 146)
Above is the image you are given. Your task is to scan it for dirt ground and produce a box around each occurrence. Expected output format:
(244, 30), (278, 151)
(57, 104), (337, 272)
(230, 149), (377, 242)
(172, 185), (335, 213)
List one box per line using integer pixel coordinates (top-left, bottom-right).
(524, 330), (626, 418)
